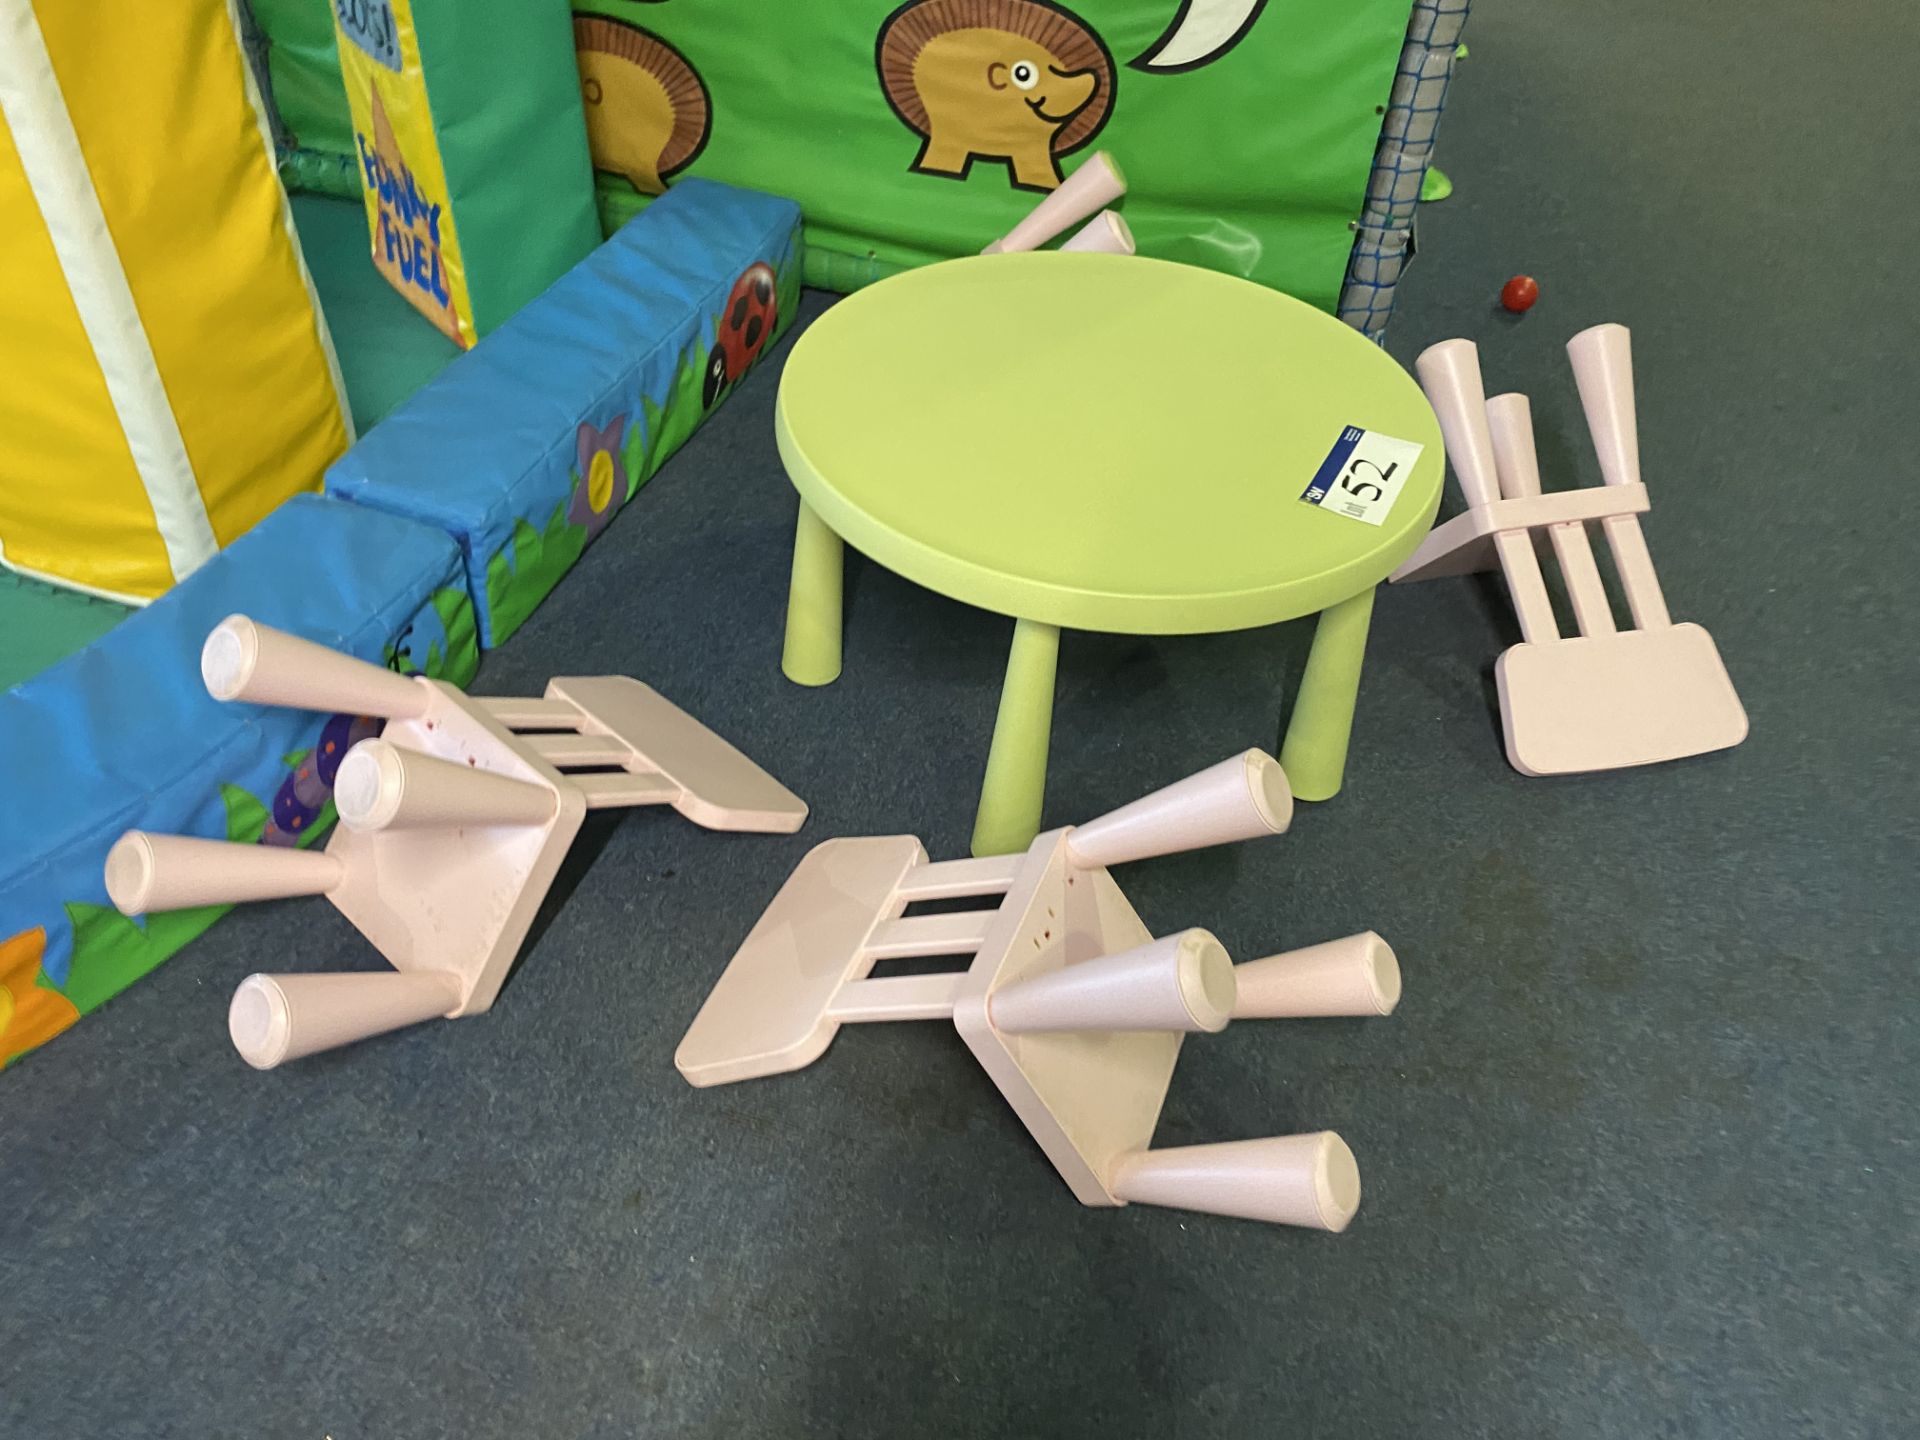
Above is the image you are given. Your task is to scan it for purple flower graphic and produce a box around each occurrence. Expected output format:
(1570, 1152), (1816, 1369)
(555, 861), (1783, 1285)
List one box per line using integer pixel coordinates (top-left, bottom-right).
(570, 416), (629, 540)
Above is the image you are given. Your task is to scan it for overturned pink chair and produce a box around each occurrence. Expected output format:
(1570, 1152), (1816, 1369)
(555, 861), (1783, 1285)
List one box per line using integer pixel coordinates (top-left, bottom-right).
(1392, 323), (1746, 774)
(982, 151), (1134, 256)
(106, 616), (807, 1069)
(677, 750), (1402, 1231)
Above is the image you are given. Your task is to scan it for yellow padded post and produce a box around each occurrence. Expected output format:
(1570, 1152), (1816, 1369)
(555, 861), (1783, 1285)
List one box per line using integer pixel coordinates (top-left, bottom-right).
(0, 0), (352, 601)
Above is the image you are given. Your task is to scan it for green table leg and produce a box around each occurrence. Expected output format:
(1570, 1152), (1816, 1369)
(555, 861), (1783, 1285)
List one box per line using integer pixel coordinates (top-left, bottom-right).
(782, 500), (844, 686)
(1279, 585), (1377, 802)
(971, 618), (1060, 857)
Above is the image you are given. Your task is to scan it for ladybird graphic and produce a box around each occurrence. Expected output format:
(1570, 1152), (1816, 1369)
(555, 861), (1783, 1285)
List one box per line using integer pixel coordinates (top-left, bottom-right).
(703, 262), (778, 406)
(702, 349), (729, 410)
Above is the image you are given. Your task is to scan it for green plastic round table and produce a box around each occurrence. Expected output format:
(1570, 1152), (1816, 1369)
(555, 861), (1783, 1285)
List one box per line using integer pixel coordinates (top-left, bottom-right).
(776, 253), (1444, 856)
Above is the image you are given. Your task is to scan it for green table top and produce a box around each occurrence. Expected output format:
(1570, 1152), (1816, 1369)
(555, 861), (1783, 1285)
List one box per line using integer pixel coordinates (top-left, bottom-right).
(775, 254), (1445, 634)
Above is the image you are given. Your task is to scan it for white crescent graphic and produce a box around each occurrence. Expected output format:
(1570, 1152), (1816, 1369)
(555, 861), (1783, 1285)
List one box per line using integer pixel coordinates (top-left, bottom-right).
(1131, 0), (1270, 72)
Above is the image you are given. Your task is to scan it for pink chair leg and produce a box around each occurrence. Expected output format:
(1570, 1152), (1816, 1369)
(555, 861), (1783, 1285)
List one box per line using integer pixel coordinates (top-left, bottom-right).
(1066, 750), (1293, 869)
(229, 970), (464, 1070)
(105, 831), (343, 914)
(990, 930), (1235, 1035)
(333, 739), (557, 832)
(983, 152), (1126, 253)
(201, 614), (431, 719)
(1232, 932), (1401, 1018)
(1059, 211), (1135, 255)
(1110, 1133), (1361, 1230)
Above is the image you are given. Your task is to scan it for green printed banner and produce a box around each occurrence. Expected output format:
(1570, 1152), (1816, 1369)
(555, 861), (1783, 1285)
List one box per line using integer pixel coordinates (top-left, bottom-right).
(256, 0), (1416, 309)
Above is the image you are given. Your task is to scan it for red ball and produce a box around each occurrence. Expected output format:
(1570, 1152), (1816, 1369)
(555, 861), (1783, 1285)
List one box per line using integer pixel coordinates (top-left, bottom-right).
(1500, 275), (1540, 313)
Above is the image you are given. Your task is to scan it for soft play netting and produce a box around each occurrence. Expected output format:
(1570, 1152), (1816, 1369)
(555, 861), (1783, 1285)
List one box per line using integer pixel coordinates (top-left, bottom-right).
(1, 0), (1462, 1067)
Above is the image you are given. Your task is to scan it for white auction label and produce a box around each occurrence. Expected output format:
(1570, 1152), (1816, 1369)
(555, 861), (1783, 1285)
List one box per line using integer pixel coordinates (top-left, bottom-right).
(1299, 425), (1424, 527)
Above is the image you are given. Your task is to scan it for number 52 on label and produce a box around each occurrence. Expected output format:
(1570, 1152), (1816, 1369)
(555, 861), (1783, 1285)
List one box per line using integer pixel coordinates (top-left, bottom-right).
(1299, 426), (1424, 527)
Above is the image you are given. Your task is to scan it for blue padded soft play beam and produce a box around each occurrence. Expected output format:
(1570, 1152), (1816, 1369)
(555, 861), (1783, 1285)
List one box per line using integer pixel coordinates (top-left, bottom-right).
(0, 495), (476, 1066)
(327, 179), (803, 648)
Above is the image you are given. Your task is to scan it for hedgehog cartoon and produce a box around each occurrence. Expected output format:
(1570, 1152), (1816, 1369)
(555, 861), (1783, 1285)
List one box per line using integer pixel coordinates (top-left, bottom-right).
(877, 0), (1115, 191)
(574, 15), (711, 195)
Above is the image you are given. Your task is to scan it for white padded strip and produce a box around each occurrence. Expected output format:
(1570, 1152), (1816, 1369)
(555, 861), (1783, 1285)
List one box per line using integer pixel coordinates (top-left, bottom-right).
(0, 0), (219, 585)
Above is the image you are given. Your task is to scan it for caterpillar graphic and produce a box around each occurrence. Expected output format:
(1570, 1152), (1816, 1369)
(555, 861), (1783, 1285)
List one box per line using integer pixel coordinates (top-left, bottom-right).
(260, 712), (382, 847)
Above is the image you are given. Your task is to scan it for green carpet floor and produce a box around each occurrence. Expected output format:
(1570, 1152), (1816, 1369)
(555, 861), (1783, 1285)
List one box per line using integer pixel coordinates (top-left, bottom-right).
(0, 569), (127, 692)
